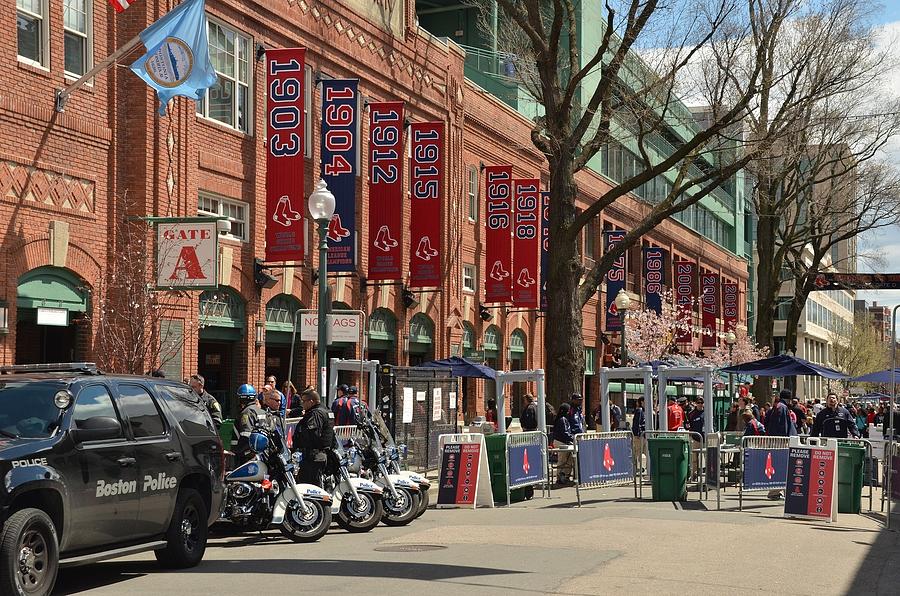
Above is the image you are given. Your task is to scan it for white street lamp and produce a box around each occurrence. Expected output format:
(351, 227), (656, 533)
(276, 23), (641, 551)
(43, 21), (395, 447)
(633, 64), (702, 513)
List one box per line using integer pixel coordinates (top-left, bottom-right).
(308, 179), (336, 396)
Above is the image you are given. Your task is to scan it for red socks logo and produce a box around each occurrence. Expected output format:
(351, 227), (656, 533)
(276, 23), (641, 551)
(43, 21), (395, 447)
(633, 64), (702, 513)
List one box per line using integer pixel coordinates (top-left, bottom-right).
(327, 214), (350, 242)
(522, 449), (530, 475)
(765, 451), (775, 480)
(373, 225), (398, 252)
(415, 236), (438, 261)
(272, 195), (302, 227)
(489, 260), (509, 281)
(517, 268), (536, 287)
(603, 443), (615, 471)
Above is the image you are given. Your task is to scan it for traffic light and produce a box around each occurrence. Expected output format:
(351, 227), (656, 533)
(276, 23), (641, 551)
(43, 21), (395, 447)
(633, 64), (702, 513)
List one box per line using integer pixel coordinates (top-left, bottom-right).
(253, 258), (278, 290)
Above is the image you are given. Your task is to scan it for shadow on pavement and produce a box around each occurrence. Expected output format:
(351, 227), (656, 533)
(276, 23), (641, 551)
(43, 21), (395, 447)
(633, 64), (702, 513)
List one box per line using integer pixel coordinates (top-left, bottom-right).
(55, 557), (526, 594)
(846, 519), (900, 593)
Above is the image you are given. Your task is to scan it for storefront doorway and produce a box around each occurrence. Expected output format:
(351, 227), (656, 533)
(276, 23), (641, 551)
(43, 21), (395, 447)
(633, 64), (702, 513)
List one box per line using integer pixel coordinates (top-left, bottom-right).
(15, 267), (89, 365)
(407, 313), (434, 366)
(368, 308), (397, 366)
(198, 288), (245, 417)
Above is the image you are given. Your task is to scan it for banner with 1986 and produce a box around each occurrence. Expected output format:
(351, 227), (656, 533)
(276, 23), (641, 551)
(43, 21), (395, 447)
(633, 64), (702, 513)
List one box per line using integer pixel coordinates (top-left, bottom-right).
(366, 101), (404, 281)
(408, 122), (444, 288)
(320, 79), (358, 271)
(643, 246), (667, 315)
(265, 48), (306, 262)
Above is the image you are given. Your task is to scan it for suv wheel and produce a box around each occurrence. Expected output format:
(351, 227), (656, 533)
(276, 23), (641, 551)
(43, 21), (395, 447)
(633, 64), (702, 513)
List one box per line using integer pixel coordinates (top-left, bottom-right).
(0, 508), (59, 596)
(155, 488), (208, 569)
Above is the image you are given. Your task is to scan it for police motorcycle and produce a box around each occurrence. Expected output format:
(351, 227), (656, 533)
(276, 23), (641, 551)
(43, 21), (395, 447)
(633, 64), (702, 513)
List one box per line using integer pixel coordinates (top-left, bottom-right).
(349, 406), (421, 526)
(221, 405), (332, 542)
(322, 436), (385, 533)
(365, 407), (430, 517)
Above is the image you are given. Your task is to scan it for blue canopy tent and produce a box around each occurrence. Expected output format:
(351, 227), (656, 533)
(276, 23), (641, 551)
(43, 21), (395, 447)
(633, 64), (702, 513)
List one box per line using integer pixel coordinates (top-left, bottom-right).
(849, 369), (900, 384)
(420, 356), (496, 379)
(720, 354), (847, 380)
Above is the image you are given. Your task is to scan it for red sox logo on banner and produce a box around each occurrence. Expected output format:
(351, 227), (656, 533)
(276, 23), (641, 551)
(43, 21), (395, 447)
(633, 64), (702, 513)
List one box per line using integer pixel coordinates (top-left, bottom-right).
(408, 122), (444, 288)
(723, 281), (739, 332)
(512, 179), (539, 308)
(485, 166), (513, 303)
(265, 48), (306, 262)
(674, 260), (696, 343)
(320, 79), (358, 271)
(367, 101), (404, 281)
(701, 272), (720, 348)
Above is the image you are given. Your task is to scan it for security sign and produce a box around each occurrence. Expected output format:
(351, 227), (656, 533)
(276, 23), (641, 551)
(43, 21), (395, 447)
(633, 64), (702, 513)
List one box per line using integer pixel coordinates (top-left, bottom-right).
(156, 220), (218, 289)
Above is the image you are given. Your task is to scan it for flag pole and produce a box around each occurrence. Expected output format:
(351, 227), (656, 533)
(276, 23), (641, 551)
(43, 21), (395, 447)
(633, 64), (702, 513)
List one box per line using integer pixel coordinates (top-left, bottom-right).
(55, 34), (144, 113)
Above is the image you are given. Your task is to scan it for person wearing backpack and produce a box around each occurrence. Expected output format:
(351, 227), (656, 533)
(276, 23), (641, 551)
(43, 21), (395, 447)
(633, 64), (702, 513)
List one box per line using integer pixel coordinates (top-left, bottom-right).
(742, 410), (766, 436)
(520, 394), (538, 431)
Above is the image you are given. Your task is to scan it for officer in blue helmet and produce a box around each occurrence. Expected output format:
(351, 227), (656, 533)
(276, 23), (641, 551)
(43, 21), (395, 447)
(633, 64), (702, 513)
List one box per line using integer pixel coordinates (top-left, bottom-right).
(236, 384), (266, 462)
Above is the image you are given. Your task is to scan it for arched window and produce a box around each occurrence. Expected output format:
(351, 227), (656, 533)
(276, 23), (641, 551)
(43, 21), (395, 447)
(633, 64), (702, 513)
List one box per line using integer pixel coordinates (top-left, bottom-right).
(199, 287), (245, 329)
(265, 294), (303, 332)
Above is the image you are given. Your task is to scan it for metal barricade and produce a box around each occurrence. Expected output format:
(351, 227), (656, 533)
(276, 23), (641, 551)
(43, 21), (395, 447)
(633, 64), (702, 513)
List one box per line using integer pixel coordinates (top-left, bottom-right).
(505, 431), (549, 506)
(642, 430), (705, 500)
(739, 436), (791, 511)
(706, 433), (721, 510)
(574, 431), (638, 506)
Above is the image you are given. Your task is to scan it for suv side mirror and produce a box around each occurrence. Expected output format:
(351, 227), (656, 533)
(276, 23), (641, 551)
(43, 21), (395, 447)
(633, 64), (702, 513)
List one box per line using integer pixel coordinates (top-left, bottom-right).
(73, 416), (122, 442)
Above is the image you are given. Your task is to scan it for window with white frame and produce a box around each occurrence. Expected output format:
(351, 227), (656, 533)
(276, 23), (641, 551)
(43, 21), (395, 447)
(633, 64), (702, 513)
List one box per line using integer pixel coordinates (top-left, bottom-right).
(17, 0), (48, 67)
(467, 165), (478, 221)
(198, 193), (247, 241)
(198, 20), (251, 132)
(462, 263), (476, 293)
(63, 0), (91, 77)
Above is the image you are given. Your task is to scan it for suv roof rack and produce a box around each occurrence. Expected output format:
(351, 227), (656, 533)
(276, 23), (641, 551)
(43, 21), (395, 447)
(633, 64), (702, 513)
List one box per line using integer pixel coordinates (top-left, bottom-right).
(0, 362), (101, 375)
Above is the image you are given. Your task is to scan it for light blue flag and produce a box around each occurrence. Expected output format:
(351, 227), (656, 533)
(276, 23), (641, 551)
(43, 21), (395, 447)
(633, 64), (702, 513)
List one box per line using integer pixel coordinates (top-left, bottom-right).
(130, 0), (217, 115)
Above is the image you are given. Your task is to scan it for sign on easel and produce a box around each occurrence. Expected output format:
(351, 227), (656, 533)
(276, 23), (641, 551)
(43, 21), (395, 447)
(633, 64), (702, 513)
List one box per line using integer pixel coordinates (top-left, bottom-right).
(436, 434), (493, 509)
(784, 436), (838, 522)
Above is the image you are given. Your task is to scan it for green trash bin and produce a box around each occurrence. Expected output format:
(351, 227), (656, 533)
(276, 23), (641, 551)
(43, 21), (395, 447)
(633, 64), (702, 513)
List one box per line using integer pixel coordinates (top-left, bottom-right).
(483, 434), (527, 503)
(838, 443), (865, 514)
(219, 419), (236, 450)
(648, 436), (689, 501)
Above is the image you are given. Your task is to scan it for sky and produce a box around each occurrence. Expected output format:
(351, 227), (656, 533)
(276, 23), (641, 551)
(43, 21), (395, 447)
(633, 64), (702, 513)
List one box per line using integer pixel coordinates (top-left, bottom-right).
(855, 13), (900, 311)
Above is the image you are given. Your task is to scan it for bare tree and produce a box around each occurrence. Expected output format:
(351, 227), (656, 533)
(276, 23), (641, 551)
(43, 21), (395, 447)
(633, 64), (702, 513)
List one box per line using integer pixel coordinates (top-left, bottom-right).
(93, 198), (190, 375)
(829, 313), (890, 378)
(470, 0), (868, 400)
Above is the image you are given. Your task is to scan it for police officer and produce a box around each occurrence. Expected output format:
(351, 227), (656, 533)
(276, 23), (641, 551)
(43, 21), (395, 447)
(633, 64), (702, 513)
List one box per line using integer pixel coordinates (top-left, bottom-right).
(811, 393), (859, 438)
(235, 384), (266, 462)
(330, 384), (349, 420)
(296, 388), (335, 487)
(189, 373), (223, 429)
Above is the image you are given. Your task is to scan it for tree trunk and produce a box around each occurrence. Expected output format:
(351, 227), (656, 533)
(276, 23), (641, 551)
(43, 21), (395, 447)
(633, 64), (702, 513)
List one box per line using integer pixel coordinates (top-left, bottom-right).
(544, 157), (585, 408)
(751, 183), (782, 404)
(783, 290), (805, 397)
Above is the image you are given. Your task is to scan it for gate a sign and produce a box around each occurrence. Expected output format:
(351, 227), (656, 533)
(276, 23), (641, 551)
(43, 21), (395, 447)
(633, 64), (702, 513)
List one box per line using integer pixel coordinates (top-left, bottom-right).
(156, 220), (219, 289)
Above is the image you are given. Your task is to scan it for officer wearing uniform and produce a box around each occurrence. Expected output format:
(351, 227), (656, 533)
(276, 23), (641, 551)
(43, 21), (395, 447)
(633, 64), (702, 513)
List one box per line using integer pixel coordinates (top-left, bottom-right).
(811, 393), (859, 438)
(235, 384), (267, 462)
(189, 373), (223, 429)
(296, 389), (335, 487)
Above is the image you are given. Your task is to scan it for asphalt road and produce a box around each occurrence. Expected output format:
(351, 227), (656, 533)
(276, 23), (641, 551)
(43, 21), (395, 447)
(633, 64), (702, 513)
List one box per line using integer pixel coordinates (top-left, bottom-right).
(53, 485), (900, 595)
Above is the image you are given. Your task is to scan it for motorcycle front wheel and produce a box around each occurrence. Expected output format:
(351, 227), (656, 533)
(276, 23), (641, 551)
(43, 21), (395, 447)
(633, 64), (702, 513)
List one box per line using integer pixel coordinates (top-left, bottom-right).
(415, 485), (429, 518)
(336, 492), (384, 533)
(280, 499), (332, 543)
(381, 487), (419, 526)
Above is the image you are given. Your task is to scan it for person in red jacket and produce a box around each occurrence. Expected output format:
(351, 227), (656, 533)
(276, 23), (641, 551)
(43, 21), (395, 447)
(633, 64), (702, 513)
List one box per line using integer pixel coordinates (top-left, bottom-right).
(666, 395), (684, 431)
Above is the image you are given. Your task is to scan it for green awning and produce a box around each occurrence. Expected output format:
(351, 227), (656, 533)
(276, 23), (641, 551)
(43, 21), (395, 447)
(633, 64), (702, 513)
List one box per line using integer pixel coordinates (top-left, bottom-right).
(17, 267), (88, 312)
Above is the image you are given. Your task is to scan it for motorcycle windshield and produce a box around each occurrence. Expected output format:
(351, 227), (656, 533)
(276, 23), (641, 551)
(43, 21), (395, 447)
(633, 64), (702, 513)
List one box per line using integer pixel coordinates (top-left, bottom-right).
(369, 409), (396, 448)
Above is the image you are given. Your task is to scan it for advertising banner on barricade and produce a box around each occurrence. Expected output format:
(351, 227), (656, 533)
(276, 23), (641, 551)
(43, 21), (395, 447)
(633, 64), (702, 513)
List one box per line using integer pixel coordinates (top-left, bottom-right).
(783, 437), (838, 522)
(265, 48), (306, 262)
(574, 432), (635, 506)
(742, 448), (789, 491)
(507, 431), (547, 491)
(436, 434), (493, 509)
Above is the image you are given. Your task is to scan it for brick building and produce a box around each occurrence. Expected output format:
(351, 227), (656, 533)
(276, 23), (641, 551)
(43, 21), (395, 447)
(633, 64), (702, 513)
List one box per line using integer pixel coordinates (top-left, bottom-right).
(4, 0), (748, 418)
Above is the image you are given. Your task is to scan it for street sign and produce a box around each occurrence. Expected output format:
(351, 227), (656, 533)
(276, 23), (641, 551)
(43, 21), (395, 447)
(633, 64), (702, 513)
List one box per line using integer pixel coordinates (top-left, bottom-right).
(299, 313), (361, 343)
(156, 219), (218, 289)
(813, 272), (900, 291)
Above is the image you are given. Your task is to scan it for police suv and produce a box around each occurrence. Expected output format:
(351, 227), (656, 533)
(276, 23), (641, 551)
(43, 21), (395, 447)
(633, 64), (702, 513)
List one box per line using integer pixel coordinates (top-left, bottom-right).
(0, 363), (225, 596)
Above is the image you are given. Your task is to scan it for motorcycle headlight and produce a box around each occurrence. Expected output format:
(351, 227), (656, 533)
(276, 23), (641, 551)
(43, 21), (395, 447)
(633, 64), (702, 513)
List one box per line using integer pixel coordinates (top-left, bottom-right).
(291, 451), (303, 465)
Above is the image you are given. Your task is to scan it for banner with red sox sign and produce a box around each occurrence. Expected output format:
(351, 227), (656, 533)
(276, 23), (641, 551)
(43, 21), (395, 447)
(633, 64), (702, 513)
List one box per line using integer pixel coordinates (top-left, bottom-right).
(408, 122), (444, 288)
(484, 166), (513, 303)
(540, 191), (550, 312)
(511, 179), (540, 308)
(603, 230), (627, 331)
(674, 260), (697, 343)
(643, 246), (668, 315)
(320, 79), (359, 271)
(723, 281), (739, 332)
(366, 101), (404, 281)
(701, 272), (720, 348)
(265, 48), (306, 262)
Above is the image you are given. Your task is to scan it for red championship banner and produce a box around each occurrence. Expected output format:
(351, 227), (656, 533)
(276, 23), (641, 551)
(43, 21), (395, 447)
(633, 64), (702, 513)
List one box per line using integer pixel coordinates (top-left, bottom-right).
(512, 179), (540, 308)
(367, 101), (404, 281)
(674, 260), (696, 343)
(265, 48), (306, 262)
(701, 272), (720, 348)
(723, 281), (739, 332)
(408, 122), (444, 288)
(484, 166), (513, 303)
